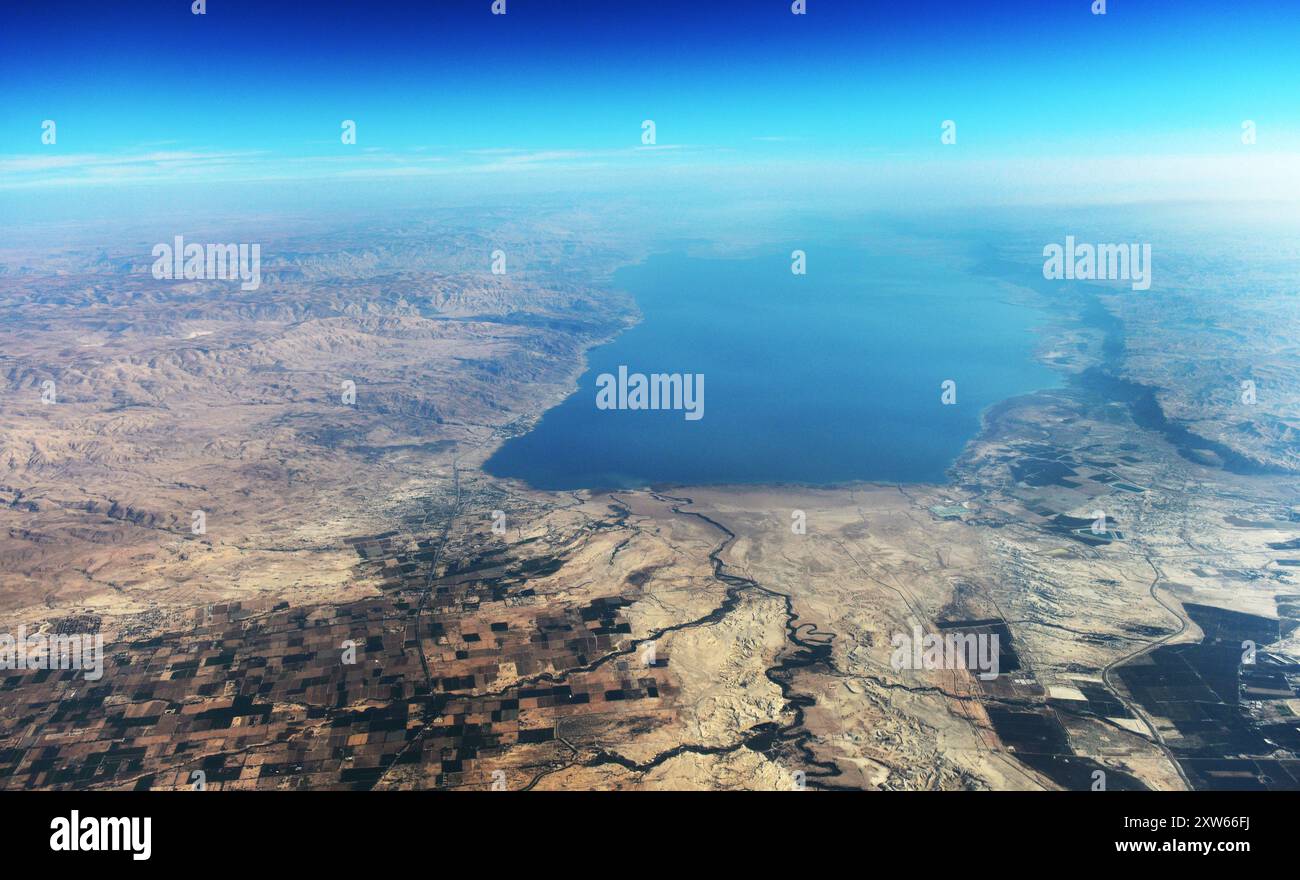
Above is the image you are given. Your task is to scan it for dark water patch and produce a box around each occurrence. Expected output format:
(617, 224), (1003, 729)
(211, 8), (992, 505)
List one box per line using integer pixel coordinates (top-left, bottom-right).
(1125, 623), (1171, 638)
(1276, 595), (1300, 620)
(1240, 654), (1299, 701)
(977, 253), (1281, 476)
(1074, 368), (1273, 475)
(1184, 758), (1300, 791)
(1047, 512), (1122, 546)
(985, 706), (1147, 790)
(1070, 284), (1277, 475)
(1076, 684), (1134, 720)
(1114, 603), (1300, 790)
(936, 618), (1021, 673)
(1010, 458), (1078, 487)
(1186, 602), (1291, 646)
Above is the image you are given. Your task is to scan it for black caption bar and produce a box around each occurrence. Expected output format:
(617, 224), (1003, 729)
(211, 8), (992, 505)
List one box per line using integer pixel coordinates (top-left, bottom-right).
(5, 791), (1277, 867)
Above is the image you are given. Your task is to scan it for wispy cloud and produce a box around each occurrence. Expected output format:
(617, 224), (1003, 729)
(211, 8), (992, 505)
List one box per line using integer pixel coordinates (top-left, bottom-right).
(8, 143), (1294, 206)
(0, 144), (716, 189)
(0, 150), (269, 187)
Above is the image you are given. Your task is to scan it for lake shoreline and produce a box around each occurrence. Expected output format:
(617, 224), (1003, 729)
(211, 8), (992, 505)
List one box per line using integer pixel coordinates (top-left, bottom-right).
(485, 245), (1060, 491)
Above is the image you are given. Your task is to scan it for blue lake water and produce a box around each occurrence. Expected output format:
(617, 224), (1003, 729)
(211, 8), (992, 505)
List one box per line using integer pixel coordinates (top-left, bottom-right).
(484, 245), (1057, 489)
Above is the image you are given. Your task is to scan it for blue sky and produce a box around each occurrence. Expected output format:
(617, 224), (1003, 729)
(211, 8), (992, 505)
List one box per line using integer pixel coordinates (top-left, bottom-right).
(2, 0), (1298, 201)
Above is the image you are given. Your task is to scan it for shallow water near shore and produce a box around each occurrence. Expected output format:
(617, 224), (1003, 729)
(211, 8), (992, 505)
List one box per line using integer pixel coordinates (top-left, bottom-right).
(485, 245), (1058, 489)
